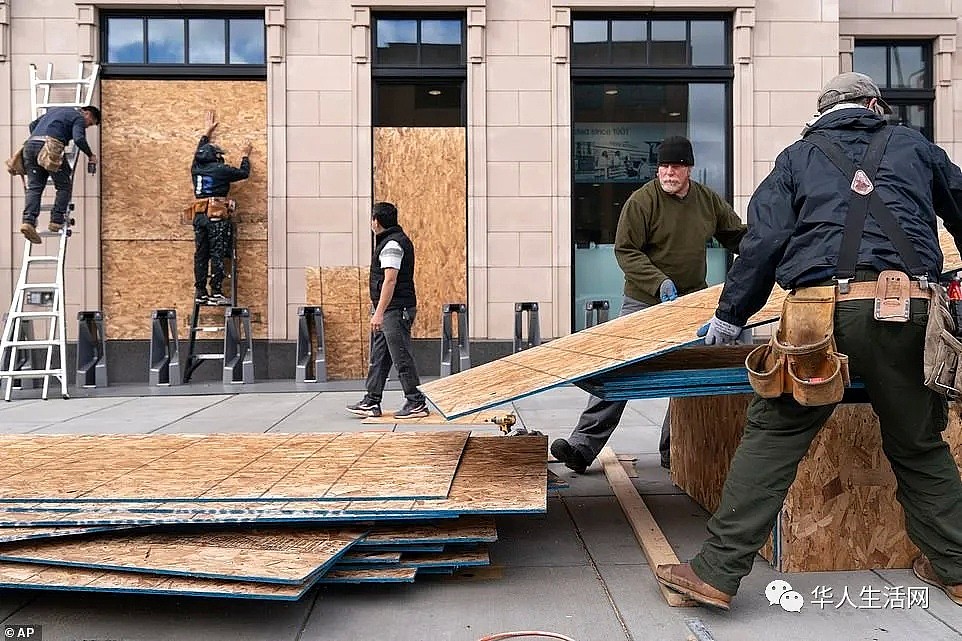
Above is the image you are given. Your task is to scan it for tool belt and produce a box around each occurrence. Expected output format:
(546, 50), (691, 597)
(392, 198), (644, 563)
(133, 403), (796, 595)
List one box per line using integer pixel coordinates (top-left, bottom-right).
(36, 136), (65, 172)
(5, 145), (25, 176)
(921, 281), (962, 398)
(188, 197), (236, 221)
(746, 285), (851, 407)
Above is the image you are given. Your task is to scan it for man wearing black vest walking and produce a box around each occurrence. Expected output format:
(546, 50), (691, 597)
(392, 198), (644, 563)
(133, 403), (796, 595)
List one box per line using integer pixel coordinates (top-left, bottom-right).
(347, 202), (429, 419)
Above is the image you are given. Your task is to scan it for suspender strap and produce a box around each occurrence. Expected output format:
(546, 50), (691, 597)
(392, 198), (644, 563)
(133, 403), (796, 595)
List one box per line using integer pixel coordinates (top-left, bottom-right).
(805, 126), (926, 281)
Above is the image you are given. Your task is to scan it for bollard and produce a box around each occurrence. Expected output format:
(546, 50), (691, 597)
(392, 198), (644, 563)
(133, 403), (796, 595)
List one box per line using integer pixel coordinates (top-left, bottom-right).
(148, 310), (180, 386)
(440, 303), (470, 376)
(513, 302), (542, 353)
(76, 311), (107, 388)
(295, 306), (327, 383)
(584, 300), (610, 329)
(223, 307), (254, 384)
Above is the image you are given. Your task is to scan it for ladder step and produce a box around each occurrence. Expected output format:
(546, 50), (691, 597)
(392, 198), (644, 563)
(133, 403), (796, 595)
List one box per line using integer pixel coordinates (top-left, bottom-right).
(20, 284), (58, 291)
(8, 312), (58, 319)
(190, 354), (224, 361)
(1, 340), (60, 348)
(0, 370), (66, 378)
(24, 256), (59, 263)
(191, 326), (223, 333)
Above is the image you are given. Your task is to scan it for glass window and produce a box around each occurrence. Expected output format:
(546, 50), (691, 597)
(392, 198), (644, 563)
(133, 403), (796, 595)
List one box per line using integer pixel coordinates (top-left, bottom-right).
(107, 18), (144, 64)
(854, 41), (934, 140)
(420, 19), (462, 66)
(375, 82), (464, 127)
(188, 19), (226, 64)
(611, 20), (647, 66)
(690, 21), (725, 66)
(572, 20), (609, 65)
(229, 19), (265, 64)
(147, 19), (184, 64)
(650, 20), (687, 66)
(853, 45), (887, 87)
(376, 19), (419, 65)
(890, 45), (925, 88)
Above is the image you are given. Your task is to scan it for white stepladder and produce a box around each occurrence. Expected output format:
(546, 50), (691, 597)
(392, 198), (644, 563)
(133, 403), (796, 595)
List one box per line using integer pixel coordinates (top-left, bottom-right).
(0, 62), (100, 401)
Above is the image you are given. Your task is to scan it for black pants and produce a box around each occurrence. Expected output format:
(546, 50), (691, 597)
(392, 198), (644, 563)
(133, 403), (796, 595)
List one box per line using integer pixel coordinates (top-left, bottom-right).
(690, 298), (962, 595)
(22, 139), (72, 225)
(364, 307), (425, 405)
(193, 215), (232, 294)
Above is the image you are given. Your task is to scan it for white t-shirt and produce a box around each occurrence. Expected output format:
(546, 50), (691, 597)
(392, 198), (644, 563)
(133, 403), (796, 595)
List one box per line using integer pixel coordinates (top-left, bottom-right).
(378, 240), (403, 270)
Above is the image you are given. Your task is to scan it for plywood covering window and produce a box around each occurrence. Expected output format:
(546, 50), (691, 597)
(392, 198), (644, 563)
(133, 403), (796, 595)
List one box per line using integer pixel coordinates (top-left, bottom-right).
(101, 12), (266, 78)
(371, 14), (467, 339)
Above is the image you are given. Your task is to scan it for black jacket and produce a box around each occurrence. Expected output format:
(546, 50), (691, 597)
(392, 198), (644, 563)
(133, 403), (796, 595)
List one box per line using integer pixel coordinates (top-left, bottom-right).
(717, 108), (962, 326)
(370, 226), (416, 311)
(191, 136), (250, 198)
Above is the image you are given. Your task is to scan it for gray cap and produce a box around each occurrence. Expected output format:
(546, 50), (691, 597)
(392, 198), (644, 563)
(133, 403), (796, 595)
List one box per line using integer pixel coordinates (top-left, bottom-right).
(816, 72), (892, 114)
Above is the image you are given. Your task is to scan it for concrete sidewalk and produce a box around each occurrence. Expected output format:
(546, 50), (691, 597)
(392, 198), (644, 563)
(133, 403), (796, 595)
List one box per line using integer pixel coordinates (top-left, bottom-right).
(0, 384), (959, 641)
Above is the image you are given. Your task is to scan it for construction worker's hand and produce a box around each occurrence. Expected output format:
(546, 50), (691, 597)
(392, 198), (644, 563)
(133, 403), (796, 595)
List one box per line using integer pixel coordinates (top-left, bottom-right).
(242, 141), (253, 157)
(659, 279), (678, 302)
(205, 110), (218, 137)
(87, 153), (98, 166)
(697, 315), (745, 345)
(370, 310), (385, 333)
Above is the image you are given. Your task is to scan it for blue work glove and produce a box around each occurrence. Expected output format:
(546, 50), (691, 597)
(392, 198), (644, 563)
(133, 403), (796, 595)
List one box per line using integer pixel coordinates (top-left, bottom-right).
(696, 315), (745, 345)
(659, 279), (678, 302)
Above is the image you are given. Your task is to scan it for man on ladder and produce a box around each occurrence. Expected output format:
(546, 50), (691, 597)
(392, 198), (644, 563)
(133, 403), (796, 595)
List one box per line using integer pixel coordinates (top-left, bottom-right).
(190, 110), (252, 305)
(19, 104), (101, 244)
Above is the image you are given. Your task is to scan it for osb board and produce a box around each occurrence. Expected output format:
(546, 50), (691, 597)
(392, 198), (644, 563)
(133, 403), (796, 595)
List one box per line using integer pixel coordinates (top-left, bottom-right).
(100, 79), (268, 340)
(424, 227), (962, 419)
(670, 395), (962, 572)
(362, 410), (510, 425)
(0, 432), (469, 503)
(374, 127), (467, 339)
(0, 526), (139, 544)
(316, 567), (416, 583)
(361, 516), (497, 545)
(102, 239), (268, 339)
(0, 561), (308, 600)
(0, 527), (365, 584)
(399, 547), (489, 568)
(100, 79), (267, 242)
(0, 436), (547, 526)
(303, 266), (371, 380)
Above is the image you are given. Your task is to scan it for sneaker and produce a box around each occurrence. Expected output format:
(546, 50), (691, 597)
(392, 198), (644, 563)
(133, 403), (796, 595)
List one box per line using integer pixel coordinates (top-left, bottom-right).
(395, 399), (429, 419)
(347, 399), (382, 418)
(208, 293), (231, 305)
(194, 291), (209, 304)
(20, 222), (41, 244)
(48, 221), (64, 233)
(550, 438), (589, 474)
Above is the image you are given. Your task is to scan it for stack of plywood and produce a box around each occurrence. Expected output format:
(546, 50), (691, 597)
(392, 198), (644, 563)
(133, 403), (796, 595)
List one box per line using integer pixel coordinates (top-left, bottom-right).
(0, 432), (546, 600)
(305, 266), (371, 379)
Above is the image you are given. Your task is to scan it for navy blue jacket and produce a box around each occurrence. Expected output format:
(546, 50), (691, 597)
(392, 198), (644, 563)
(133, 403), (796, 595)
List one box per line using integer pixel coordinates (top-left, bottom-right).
(191, 136), (250, 198)
(28, 107), (93, 156)
(717, 108), (962, 327)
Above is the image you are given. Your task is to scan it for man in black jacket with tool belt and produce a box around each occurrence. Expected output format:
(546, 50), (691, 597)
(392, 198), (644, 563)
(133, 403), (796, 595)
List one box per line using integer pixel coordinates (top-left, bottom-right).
(347, 202), (429, 420)
(657, 72), (962, 610)
(191, 111), (251, 305)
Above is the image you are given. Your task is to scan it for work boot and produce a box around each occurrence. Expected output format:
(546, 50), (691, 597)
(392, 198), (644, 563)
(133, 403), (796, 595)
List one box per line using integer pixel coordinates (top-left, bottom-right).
(550, 438), (589, 474)
(655, 563), (732, 610)
(346, 399), (381, 418)
(395, 399), (429, 419)
(19, 222), (41, 244)
(48, 221), (64, 233)
(208, 293), (230, 306)
(913, 555), (962, 606)
(194, 290), (209, 304)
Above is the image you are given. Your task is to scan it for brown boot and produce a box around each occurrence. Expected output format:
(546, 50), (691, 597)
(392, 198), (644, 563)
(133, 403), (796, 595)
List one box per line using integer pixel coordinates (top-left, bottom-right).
(19, 222), (41, 244)
(48, 221), (63, 233)
(913, 555), (962, 606)
(655, 563), (732, 610)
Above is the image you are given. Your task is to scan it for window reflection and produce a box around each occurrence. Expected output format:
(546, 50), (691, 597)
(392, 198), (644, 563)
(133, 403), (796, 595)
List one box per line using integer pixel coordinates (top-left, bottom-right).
(188, 19), (226, 64)
(890, 45), (925, 88)
(147, 19), (183, 64)
(573, 18), (728, 66)
(107, 18), (144, 63)
(690, 21), (725, 66)
(650, 21), (687, 65)
(229, 19), (265, 64)
(611, 20), (647, 65)
(853, 46), (887, 87)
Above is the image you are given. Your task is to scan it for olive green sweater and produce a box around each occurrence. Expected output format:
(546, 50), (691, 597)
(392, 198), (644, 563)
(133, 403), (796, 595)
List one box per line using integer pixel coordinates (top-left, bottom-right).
(615, 179), (746, 305)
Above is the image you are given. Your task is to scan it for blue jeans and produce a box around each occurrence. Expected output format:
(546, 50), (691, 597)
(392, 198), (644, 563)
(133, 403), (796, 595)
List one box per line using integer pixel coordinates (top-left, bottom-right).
(22, 139), (73, 225)
(365, 307), (425, 405)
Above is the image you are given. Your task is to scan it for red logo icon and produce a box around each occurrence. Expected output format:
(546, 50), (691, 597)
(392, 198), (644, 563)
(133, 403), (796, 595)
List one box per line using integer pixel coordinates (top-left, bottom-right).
(851, 169), (874, 195)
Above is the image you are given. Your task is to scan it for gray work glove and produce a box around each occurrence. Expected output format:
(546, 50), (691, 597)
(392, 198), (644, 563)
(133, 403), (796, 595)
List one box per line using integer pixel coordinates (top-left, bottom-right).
(659, 279), (678, 302)
(697, 315), (746, 345)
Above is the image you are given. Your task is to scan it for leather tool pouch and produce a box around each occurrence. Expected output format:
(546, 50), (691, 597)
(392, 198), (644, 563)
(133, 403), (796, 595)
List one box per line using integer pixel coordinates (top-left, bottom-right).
(745, 285), (850, 406)
(875, 270), (911, 322)
(923, 282), (962, 398)
(37, 137), (65, 172)
(206, 197), (235, 221)
(5, 146), (25, 176)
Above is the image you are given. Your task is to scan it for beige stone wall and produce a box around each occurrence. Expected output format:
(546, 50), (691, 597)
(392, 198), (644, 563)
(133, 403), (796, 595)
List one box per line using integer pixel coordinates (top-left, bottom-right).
(2, 0), (962, 344)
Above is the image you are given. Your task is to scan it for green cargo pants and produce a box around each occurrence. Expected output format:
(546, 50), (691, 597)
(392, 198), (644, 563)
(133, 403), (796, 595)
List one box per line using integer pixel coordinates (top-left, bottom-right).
(690, 297), (962, 596)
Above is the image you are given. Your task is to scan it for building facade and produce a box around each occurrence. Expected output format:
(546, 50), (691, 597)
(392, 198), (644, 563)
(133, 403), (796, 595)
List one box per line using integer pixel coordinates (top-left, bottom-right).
(2, 0), (961, 378)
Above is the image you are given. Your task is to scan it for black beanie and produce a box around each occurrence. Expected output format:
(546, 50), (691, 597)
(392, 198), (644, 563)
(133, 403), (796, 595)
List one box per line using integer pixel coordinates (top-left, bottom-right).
(656, 136), (694, 166)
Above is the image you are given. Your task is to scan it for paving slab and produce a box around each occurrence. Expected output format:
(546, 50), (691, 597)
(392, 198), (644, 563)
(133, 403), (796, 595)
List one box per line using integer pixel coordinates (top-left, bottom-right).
(0, 397), (134, 432)
(28, 395), (229, 434)
(488, 498), (588, 568)
(564, 495), (648, 566)
(153, 393), (317, 433)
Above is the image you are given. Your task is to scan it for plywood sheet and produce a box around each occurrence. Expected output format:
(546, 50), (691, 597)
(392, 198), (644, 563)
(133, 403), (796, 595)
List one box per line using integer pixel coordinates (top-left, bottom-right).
(0, 432), (469, 503)
(399, 547), (489, 568)
(361, 517), (497, 545)
(0, 527), (365, 584)
(316, 567), (416, 583)
(0, 526), (138, 544)
(302, 267), (369, 380)
(101, 79), (268, 339)
(0, 435), (546, 526)
(424, 228), (962, 419)
(0, 561), (308, 600)
(374, 127), (467, 339)
(361, 410), (510, 426)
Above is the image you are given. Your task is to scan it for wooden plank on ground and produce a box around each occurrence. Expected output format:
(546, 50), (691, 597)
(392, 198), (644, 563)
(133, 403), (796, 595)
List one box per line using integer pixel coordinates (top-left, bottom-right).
(0, 431), (469, 503)
(361, 516), (497, 545)
(0, 527), (367, 584)
(361, 410), (507, 425)
(0, 526), (140, 543)
(316, 567), (416, 583)
(0, 436), (547, 527)
(598, 447), (695, 608)
(422, 228), (962, 419)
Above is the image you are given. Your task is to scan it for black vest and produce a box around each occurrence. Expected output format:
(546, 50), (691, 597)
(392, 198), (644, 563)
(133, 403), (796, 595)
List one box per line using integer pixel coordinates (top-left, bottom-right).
(370, 226), (416, 310)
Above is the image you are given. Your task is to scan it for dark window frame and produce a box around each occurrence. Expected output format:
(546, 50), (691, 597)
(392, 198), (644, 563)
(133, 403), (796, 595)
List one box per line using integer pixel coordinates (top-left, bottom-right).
(854, 39), (935, 140)
(100, 10), (267, 79)
(372, 13), (466, 71)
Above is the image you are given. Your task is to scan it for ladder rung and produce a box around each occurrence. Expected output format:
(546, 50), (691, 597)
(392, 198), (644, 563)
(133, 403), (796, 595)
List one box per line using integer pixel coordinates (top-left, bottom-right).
(24, 256), (59, 263)
(190, 354), (224, 361)
(0, 370), (66, 378)
(192, 327), (223, 333)
(20, 284), (58, 290)
(8, 312), (58, 319)
(1, 340), (60, 348)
